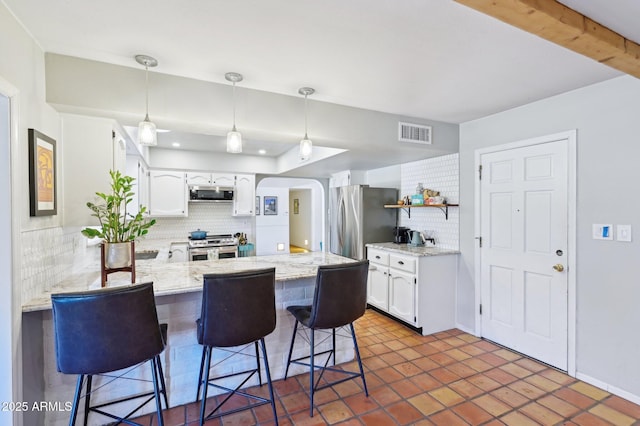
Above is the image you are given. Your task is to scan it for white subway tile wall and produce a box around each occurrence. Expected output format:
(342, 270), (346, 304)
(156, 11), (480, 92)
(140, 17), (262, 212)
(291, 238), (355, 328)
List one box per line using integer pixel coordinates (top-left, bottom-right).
(21, 227), (87, 303)
(400, 153), (459, 250)
(149, 203), (254, 242)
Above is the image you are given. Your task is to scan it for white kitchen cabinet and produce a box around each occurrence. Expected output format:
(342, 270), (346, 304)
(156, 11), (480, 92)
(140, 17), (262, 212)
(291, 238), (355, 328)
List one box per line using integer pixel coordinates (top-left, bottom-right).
(212, 173), (235, 186)
(125, 156), (150, 217)
(233, 173), (255, 216)
(366, 246), (457, 334)
(367, 249), (417, 324)
(186, 172), (212, 186)
(148, 170), (187, 217)
(388, 269), (416, 324)
(169, 242), (189, 263)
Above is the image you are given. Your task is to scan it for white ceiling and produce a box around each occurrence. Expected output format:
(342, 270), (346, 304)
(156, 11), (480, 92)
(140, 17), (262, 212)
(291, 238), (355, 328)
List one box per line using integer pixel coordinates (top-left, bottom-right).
(3, 0), (634, 167)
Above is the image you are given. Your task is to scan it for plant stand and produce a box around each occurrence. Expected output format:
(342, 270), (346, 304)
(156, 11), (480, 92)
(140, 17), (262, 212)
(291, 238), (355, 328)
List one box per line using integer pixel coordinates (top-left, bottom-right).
(101, 241), (136, 288)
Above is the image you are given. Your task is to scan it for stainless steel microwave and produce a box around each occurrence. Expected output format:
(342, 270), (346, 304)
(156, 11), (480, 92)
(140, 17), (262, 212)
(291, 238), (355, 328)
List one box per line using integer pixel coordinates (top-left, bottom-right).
(189, 186), (234, 202)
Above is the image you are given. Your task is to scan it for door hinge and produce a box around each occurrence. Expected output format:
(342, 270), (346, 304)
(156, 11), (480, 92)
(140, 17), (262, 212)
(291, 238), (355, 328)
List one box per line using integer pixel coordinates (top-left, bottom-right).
(479, 304), (483, 315)
(478, 164), (483, 180)
(475, 236), (483, 248)
(414, 316), (417, 322)
(414, 277), (417, 284)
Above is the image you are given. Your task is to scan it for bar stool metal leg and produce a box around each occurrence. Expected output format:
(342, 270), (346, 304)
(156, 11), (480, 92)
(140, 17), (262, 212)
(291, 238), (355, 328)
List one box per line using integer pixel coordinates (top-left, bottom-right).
(309, 329), (315, 417)
(351, 323), (368, 396)
(284, 320), (299, 379)
(259, 338), (278, 423)
(83, 375), (92, 426)
(195, 346), (207, 402)
(69, 375), (83, 426)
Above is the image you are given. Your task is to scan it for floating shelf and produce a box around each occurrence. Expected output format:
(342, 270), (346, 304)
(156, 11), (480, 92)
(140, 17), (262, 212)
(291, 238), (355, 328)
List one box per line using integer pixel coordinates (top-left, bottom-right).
(384, 204), (459, 220)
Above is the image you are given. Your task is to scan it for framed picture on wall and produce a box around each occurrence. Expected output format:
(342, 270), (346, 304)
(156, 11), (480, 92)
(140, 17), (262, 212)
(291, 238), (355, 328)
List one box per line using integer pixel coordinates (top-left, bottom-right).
(255, 196), (260, 215)
(28, 129), (57, 216)
(293, 198), (299, 214)
(264, 196), (277, 215)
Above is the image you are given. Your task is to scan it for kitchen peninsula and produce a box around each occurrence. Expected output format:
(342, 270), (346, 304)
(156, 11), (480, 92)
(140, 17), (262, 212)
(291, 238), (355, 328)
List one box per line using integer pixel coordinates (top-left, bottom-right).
(21, 247), (357, 426)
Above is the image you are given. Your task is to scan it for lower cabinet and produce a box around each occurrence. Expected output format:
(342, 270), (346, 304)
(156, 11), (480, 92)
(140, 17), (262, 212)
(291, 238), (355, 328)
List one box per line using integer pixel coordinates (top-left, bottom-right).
(367, 247), (457, 334)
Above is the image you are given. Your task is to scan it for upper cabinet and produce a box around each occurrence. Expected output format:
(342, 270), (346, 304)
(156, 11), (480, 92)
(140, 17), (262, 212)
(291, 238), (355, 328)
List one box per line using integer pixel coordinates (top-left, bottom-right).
(212, 173), (235, 187)
(233, 174), (255, 216)
(329, 170), (367, 188)
(186, 172), (212, 186)
(148, 170), (187, 217)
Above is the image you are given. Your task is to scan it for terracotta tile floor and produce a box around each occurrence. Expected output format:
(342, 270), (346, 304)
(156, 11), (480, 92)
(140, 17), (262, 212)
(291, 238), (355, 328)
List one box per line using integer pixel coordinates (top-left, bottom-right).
(130, 309), (640, 425)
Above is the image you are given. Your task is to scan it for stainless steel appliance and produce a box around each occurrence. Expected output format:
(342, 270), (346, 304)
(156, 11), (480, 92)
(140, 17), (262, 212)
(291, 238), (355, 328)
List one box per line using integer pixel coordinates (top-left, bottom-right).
(189, 186), (234, 203)
(329, 185), (398, 260)
(188, 234), (238, 261)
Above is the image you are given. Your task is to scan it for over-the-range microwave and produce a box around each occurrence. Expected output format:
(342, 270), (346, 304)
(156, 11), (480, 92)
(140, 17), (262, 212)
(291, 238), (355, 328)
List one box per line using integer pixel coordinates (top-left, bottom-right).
(189, 186), (234, 202)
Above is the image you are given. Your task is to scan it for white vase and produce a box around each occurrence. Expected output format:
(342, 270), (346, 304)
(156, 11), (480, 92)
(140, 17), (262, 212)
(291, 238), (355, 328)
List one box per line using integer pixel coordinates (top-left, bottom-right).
(104, 242), (132, 269)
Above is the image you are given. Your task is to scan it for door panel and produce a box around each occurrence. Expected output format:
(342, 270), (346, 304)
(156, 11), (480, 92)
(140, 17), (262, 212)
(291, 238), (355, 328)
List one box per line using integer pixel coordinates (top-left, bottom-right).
(480, 139), (568, 370)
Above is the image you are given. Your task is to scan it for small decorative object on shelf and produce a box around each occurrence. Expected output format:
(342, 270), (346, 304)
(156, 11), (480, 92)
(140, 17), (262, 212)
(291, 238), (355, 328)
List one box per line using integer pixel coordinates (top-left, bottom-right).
(81, 170), (156, 287)
(416, 182), (424, 195)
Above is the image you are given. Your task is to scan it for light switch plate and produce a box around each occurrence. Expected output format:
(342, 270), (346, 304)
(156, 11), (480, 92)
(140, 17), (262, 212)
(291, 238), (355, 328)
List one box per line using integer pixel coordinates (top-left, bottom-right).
(617, 224), (632, 242)
(592, 224), (613, 240)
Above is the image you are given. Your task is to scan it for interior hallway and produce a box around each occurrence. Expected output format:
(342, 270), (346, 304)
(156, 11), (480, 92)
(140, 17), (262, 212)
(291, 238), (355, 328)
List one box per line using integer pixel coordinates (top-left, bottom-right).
(129, 309), (640, 425)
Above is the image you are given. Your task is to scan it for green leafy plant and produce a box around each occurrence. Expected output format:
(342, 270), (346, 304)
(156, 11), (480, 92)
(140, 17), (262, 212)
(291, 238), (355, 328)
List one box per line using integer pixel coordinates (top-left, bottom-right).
(81, 170), (156, 242)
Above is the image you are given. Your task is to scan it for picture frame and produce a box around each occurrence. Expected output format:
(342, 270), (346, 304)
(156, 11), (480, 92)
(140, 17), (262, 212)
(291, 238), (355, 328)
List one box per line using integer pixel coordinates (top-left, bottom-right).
(293, 198), (299, 214)
(264, 196), (278, 215)
(255, 196), (260, 215)
(28, 129), (57, 216)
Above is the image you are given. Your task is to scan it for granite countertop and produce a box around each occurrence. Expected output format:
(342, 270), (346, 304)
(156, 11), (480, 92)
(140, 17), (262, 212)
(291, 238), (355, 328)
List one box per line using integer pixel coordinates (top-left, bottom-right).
(366, 242), (460, 257)
(22, 242), (355, 312)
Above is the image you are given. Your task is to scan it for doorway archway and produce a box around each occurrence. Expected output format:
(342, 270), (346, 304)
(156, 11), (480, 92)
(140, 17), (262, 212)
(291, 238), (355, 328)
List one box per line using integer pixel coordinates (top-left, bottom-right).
(255, 177), (325, 256)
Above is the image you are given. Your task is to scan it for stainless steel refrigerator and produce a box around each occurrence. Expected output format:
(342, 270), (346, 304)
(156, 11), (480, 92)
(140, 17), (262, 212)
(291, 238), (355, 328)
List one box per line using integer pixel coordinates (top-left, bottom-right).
(329, 185), (398, 260)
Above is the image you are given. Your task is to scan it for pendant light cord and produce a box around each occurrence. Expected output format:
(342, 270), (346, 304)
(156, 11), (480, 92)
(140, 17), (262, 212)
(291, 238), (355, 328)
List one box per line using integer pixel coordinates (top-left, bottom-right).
(232, 81), (237, 131)
(304, 93), (309, 138)
(144, 64), (150, 120)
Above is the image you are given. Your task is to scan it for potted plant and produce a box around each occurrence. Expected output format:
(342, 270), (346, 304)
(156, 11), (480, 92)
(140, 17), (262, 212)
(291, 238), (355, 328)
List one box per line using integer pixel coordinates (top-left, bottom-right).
(82, 170), (156, 269)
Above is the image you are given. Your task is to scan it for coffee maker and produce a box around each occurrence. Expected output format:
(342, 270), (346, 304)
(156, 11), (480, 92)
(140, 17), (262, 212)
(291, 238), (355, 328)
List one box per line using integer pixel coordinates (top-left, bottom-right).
(393, 226), (410, 244)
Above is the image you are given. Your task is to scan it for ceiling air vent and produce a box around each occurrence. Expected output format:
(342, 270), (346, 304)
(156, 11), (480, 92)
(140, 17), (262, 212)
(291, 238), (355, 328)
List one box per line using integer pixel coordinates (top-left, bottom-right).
(398, 122), (432, 145)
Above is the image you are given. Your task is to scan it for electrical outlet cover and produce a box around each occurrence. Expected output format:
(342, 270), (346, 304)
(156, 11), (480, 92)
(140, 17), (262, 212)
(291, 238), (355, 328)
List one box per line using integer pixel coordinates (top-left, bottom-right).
(617, 224), (632, 242)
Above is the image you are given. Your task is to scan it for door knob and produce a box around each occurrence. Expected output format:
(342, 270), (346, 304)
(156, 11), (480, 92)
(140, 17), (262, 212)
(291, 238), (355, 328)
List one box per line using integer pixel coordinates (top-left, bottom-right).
(553, 264), (564, 272)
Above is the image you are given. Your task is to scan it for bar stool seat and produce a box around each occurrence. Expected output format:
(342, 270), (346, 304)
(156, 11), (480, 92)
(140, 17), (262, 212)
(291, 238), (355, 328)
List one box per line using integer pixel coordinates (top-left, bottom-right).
(51, 282), (167, 426)
(284, 260), (370, 417)
(195, 268), (278, 426)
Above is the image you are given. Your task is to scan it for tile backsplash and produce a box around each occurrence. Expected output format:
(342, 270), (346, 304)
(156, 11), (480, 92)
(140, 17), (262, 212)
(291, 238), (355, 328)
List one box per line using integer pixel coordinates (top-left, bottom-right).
(149, 203), (254, 242)
(400, 153), (459, 250)
(21, 226), (86, 303)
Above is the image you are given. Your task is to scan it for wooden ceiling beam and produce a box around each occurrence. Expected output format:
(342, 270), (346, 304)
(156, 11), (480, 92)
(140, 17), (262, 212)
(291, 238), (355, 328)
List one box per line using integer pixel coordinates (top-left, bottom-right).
(454, 0), (640, 79)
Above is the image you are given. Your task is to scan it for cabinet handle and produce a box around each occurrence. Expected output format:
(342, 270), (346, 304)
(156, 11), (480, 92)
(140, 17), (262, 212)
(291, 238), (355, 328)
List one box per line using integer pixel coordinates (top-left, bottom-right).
(375, 255), (380, 259)
(398, 261), (404, 265)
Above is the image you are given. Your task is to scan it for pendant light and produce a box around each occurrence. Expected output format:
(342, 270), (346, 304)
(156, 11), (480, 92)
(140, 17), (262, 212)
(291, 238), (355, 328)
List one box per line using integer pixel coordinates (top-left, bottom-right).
(298, 87), (315, 161)
(225, 72), (243, 153)
(135, 54), (158, 146)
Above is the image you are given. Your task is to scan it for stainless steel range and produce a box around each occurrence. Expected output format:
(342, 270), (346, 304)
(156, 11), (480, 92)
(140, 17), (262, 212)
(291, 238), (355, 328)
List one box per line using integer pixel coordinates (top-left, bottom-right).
(188, 234), (238, 261)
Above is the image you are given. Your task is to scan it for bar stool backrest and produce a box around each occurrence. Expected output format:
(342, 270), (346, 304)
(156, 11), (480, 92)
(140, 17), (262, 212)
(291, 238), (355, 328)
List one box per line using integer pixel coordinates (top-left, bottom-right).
(51, 282), (164, 375)
(308, 260), (369, 329)
(199, 268), (276, 348)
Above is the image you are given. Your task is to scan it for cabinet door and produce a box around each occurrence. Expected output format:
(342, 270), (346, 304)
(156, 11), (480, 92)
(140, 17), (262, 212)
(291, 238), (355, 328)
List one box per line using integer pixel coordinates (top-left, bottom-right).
(389, 270), (416, 325)
(212, 173), (235, 186)
(149, 170), (187, 217)
(233, 174), (255, 216)
(186, 172), (212, 186)
(367, 265), (389, 310)
(138, 162), (149, 213)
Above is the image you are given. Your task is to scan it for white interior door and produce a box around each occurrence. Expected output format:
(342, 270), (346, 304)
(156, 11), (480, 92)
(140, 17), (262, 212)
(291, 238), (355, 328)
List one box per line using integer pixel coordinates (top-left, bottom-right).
(480, 138), (568, 370)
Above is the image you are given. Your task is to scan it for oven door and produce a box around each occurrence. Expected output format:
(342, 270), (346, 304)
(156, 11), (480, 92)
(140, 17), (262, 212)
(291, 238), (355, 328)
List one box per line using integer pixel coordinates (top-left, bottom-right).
(189, 247), (210, 261)
(217, 245), (238, 259)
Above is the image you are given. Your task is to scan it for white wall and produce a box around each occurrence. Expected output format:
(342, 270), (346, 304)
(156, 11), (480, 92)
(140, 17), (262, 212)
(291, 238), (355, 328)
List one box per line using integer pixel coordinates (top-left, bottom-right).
(459, 75), (640, 401)
(289, 189), (312, 249)
(399, 153), (459, 250)
(366, 164), (401, 189)
(255, 187), (290, 255)
(0, 3), (62, 424)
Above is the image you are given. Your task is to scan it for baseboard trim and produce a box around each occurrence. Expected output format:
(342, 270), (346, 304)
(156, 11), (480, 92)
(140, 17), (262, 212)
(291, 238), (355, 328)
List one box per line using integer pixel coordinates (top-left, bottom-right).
(366, 305), (422, 335)
(575, 372), (640, 406)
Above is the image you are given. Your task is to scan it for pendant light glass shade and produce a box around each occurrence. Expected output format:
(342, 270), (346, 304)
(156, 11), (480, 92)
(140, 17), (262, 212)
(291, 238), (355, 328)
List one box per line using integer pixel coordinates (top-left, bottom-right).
(225, 72), (243, 153)
(135, 55), (158, 146)
(138, 115), (157, 146)
(299, 134), (313, 161)
(227, 126), (242, 153)
(298, 87), (315, 161)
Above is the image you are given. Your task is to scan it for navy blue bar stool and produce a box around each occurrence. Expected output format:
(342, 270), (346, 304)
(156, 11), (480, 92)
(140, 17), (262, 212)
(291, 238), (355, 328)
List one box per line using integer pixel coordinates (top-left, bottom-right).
(51, 282), (166, 426)
(284, 260), (370, 417)
(195, 268), (278, 426)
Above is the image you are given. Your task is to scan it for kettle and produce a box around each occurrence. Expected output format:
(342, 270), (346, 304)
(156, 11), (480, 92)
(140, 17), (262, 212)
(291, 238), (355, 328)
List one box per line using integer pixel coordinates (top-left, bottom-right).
(410, 230), (425, 246)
